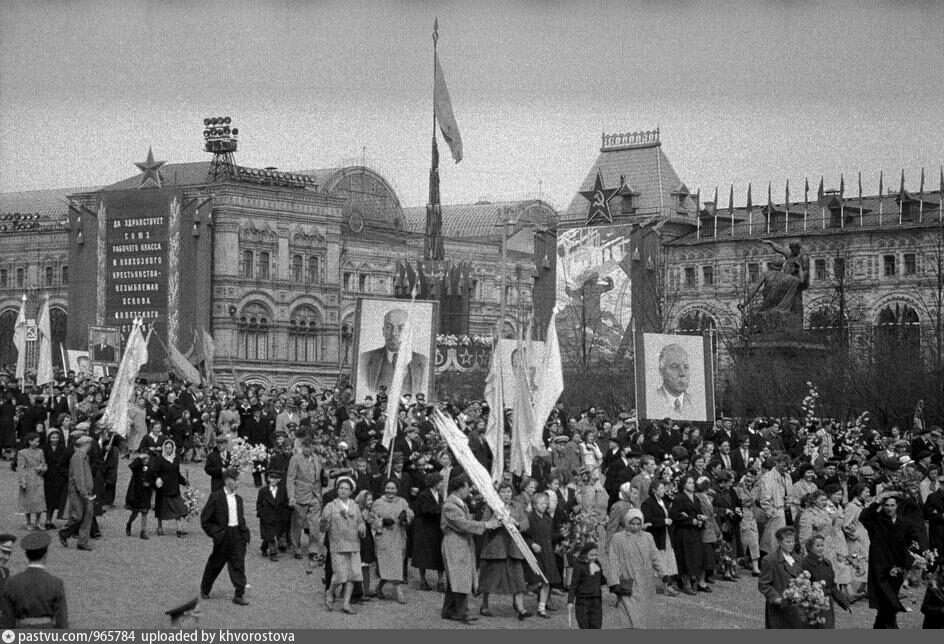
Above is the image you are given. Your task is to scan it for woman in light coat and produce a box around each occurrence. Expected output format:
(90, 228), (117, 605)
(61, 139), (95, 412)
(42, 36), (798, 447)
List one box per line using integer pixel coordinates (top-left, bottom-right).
(370, 478), (414, 603)
(17, 432), (47, 529)
(607, 508), (664, 628)
(842, 482), (871, 599)
(321, 477), (366, 615)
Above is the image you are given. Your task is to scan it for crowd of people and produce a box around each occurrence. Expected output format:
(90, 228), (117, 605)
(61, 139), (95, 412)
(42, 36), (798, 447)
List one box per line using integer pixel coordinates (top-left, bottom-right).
(1, 367), (943, 629)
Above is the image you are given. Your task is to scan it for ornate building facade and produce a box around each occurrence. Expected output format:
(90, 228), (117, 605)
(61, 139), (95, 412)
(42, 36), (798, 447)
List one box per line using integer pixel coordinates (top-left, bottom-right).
(1, 152), (557, 391)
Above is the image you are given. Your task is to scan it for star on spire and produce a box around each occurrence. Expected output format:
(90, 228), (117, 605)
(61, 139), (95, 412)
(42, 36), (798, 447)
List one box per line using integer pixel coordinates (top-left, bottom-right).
(134, 147), (166, 188)
(580, 169), (618, 225)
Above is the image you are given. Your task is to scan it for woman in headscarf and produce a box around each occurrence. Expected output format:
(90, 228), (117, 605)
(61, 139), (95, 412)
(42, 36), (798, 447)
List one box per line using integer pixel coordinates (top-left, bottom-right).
(478, 482), (531, 620)
(16, 432), (47, 530)
(321, 476), (366, 615)
(523, 491), (562, 618)
(669, 474), (707, 594)
(150, 438), (189, 538)
(801, 534), (851, 628)
(370, 478), (413, 603)
(641, 479), (679, 595)
(607, 508), (665, 628)
(412, 472), (445, 592)
(41, 429), (69, 529)
(606, 482), (638, 548)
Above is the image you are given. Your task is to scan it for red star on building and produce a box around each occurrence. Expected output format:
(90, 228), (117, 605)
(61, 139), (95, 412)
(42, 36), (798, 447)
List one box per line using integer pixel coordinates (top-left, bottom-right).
(580, 169), (618, 225)
(134, 147), (166, 188)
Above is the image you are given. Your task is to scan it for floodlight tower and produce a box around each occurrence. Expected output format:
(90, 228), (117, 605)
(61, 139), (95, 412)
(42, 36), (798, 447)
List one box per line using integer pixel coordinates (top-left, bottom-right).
(203, 116), (239, 181)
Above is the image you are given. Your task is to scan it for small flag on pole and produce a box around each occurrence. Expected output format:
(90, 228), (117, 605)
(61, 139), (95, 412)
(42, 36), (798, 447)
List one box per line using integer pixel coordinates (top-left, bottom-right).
(746, 183), (753, 236)
(433, 20), (463, 163)
(36, 296), (54, 386)
(13, 294), (27, 382)
(483, 338), (506, 483)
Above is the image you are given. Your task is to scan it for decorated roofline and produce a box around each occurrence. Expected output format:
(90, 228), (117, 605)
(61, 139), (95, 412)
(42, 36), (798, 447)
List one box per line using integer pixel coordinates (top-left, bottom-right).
(601, 128), (661, 151)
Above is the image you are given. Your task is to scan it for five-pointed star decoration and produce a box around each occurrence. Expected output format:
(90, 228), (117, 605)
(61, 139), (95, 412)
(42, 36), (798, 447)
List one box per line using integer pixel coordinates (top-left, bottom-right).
(580, 169), (618, 225)
(134, 147), (166, 188)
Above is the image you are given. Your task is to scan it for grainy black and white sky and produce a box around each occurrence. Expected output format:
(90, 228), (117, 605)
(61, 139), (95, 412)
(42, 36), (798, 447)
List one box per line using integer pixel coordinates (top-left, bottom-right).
(1, 0), (941, 213)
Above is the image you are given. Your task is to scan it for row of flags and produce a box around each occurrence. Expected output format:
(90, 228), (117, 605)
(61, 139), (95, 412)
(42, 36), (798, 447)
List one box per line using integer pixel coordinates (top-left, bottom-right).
(483, 309), (563, 481)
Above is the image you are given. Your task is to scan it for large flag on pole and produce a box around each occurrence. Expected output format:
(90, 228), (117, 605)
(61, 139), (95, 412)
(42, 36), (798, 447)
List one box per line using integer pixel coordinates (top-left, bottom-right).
(35, 296), (54, 386)
(102, 319), (150, 437)
(13, 295), (28, 382)
(483, 338), (506, 483)
(202, 327), (216, 385)
(167, 339), (201, 384)
(530, 309), (563, 450)
(382, 292), (418, 450)
(431, 409), (546, 582)
(433, 20), (463, 163)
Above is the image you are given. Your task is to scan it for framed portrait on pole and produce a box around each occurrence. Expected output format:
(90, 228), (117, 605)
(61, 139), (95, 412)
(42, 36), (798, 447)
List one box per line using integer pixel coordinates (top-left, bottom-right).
(634, 331), (715, 422)
(352, 297), (438, 404)
(88, 325), (121, 367)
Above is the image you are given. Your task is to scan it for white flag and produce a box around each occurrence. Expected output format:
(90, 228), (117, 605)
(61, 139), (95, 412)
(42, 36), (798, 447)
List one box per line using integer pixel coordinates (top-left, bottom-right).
(102, 320), (150, 437)
(531, 309), (563, 447)
(382, 298), (417, 450)
(12, 295), (27, 382)
(35, 297), (54, 386)
(483, 339), (505, 482)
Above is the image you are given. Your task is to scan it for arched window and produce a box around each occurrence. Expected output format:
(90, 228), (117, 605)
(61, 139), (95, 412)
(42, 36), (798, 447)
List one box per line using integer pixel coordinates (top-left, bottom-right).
(0, 309), (18, 368)
(289, 305), (322, 363)
(677, 310), (718, 358)
(16, 268), (25, 288)
(257, 252), (270, 280)
(0, 269), (7, 288)
(45, 267), (54, 287)
(291, 255), (303, 283)
(307, 256), (320, 284)
(60, 266), (68, 286)
(875, 303), (920, 366)
(241, 251), (253, 279)
(237, 302), (270, 360)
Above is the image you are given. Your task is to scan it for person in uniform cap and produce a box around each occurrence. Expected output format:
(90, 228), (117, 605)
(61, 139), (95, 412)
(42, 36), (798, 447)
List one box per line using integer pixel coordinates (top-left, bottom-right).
(0, 530), (68, 629)
(166, 597), (201, 628)
(0, 534), (16, 591)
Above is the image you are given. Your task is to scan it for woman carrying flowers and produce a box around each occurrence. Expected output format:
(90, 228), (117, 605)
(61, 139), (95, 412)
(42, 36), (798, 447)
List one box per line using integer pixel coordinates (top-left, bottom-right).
(801, 534), (851, 628)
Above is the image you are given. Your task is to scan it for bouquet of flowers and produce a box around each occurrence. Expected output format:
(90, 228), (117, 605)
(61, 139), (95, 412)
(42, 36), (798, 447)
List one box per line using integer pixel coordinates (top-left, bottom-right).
(781, 570), (831, 626)
(227, 437), (270, 473)
(182, 485), (203, 522)
(310, 428), (349, 470)
(801, 382), (820, 429)
(890, 543), (935, 585)
(555, 507), (607, 562)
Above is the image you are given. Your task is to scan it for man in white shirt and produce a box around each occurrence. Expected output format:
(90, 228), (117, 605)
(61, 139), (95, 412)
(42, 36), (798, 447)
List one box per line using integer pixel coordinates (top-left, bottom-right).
(647, 343), (699, 420)
(200, 469), (250, 606)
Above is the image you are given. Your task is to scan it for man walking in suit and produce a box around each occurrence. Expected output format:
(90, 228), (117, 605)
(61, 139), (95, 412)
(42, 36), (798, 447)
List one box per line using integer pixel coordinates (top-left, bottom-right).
(286, 438), (325, 567)
(0, 531), (68, 629)
(200, 468), (250, 606)
(358, 308), (428, 398)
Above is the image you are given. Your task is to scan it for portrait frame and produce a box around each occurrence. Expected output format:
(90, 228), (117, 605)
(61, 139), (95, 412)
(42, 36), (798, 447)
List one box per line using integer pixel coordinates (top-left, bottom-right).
(351, 297), (438, 404)
(88, 325), (121, 367)
(634, 331), (715, 422)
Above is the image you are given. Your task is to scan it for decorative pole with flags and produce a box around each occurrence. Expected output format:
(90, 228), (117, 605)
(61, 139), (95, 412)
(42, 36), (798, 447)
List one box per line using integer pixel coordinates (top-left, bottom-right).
(695, 189), (701, 240)
(899, 170), (905, 225)
(879, 170), (884, 226)
(13, 294), (27, 382)
(746, 183), (753, 236)
(858, 172), (864, 227)
(729, 184), (734, 236)
(818, 177), (825, 229)
(840, 174), (845, 228)
(766, 182), (772, 235)
(919, 167), (925, 222)
(803, 178), (809, 230)
(712, 186), (718, 237)
(426, 18), (463, 262)
(784, 179), (791, 233)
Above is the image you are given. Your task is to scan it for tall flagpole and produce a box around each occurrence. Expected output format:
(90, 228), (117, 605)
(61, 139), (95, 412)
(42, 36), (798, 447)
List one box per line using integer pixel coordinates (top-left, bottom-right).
(426, 19), (442, 262)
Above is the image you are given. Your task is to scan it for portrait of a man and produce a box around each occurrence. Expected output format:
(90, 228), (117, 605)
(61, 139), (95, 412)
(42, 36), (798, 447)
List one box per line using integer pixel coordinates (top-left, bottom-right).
(354, 299), (435, 402)
(89, 327), (119, 364)
(636, 333), (713, 422)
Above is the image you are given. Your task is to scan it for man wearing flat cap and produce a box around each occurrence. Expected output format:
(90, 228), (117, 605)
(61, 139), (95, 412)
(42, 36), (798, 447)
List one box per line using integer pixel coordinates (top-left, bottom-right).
(58, 435), (95, 551)
(0, 531), (68, 628)
(200, 468), (250, 606)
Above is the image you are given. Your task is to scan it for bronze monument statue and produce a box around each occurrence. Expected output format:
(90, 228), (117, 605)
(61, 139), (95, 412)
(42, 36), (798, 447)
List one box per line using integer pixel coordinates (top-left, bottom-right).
(738, 239), (809, 332)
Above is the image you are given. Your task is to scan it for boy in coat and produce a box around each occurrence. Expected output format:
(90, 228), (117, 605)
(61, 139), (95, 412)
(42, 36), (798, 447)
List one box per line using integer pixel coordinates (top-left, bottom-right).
(256, 470), (288, 561)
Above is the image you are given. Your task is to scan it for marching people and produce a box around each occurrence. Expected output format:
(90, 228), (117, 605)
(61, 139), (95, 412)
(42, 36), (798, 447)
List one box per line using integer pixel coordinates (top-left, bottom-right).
(16, 432), (47, 530)
(0, 531), (68, 629)
(412, 472), (445, 591)
(200, 468), (250, 606)
(41, 429), (68, 529)
(567, 542), (604, 629)
(256, 469), (289, 561)
(801, 534), (852, 628)
(523, 491), (561, 617)
(478, 482), (531, 620)
(286, 437), (325, 573)
(641, 479), (680, 594)
(124, 450), (153, 539)
(758, 526), (805, 629)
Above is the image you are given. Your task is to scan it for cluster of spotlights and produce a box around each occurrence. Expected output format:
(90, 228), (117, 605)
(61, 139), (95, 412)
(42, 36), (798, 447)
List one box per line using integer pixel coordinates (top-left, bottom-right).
(203, 116), (238, 139)
(0, 213), (43, 233)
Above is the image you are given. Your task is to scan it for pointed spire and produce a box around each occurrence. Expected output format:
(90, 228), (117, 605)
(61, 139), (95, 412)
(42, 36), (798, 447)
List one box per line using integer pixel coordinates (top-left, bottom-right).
(746, 183), (753, 235)
(804, 177), (809, 204)
(900, 168), (906, 195)
(785, 179), (791, 214)
(729, 184), (735, 236)
(839, 173), (845, 197)
(817, 176), (824, 204)
(695, 188), (701, 239)
(878, 170), (884, 223)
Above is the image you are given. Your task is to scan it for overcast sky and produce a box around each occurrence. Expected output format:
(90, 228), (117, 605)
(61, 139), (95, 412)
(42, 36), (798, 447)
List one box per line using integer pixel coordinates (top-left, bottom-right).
(1, 0), (941, 214)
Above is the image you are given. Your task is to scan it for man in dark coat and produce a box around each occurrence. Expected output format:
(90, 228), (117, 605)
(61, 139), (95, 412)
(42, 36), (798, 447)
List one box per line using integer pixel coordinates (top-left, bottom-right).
(860, 490), (927, 628)
(0, 530), (68, 628)
(200, 468), (251, 605)
(255, 470), (288, 561)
